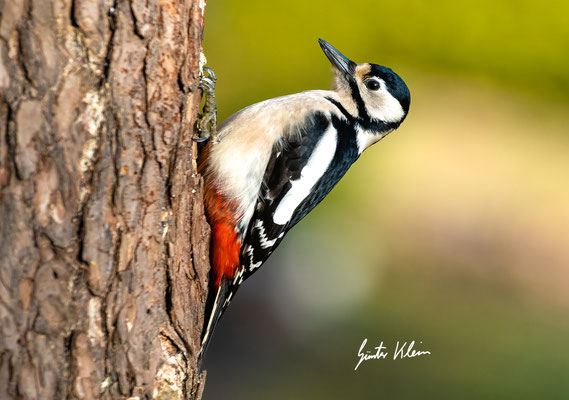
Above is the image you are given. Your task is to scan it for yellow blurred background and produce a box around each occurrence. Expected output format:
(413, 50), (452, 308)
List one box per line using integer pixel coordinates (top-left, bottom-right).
(201, 1), (569, 398)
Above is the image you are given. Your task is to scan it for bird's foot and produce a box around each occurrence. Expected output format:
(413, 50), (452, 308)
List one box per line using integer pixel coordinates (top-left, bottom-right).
(195, 67), (219, 144)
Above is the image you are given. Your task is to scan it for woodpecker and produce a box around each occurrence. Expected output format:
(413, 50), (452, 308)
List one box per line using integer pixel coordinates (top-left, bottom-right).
(198, 39), (410, 358)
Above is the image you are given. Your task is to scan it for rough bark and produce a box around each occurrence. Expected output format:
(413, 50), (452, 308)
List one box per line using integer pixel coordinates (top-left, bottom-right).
(0, 0), (210, 398)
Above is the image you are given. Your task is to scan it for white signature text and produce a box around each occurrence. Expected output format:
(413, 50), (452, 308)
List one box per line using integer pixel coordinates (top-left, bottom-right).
(355, 338), (431, 370)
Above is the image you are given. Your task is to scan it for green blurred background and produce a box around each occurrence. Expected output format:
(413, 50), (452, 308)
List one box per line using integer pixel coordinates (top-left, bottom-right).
(201, 1), (569, 398)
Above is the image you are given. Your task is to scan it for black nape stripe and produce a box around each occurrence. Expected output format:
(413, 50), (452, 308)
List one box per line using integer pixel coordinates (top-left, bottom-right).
(359, 116), (400, 133)
(324, 97), (355, 122)
(348, 80), (369, 121)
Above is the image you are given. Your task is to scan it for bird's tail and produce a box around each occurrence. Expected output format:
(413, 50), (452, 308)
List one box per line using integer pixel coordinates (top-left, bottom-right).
(199, 278), (228, 366)
(199, 276), (242, 369)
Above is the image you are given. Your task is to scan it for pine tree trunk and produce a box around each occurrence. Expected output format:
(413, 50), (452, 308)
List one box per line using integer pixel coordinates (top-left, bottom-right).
(0, 0), (210, 398)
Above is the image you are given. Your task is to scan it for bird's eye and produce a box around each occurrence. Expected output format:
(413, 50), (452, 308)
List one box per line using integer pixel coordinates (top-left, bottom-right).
(365, 80), (380, 91)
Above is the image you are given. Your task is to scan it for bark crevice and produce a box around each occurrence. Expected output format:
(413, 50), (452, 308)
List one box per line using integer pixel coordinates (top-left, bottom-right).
(0, 0), (210, 398)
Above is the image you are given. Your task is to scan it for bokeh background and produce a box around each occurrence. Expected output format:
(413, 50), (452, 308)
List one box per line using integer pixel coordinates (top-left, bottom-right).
(200, 1), (569, 398)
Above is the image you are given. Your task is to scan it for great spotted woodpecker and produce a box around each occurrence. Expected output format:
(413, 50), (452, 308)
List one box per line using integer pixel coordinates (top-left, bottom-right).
(198, 39), (410, 357)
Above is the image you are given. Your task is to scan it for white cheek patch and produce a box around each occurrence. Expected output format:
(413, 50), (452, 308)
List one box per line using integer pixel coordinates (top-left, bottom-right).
(273, 125), (338, 225)
(360, 79), (405, 124)
(371, 89), (405, 123)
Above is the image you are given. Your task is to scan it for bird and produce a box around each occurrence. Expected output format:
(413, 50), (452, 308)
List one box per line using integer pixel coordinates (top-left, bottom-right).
(197, 38), (410, 358)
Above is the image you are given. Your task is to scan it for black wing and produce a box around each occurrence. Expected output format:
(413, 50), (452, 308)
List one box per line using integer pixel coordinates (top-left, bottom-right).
(240, 111), (343, 279)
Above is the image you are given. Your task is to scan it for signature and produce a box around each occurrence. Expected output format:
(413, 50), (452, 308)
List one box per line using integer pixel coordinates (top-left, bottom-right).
(355, 338), (431, 370)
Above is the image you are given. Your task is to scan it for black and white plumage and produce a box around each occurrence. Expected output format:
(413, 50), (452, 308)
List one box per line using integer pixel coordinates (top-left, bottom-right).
(199, 39), (410, 358)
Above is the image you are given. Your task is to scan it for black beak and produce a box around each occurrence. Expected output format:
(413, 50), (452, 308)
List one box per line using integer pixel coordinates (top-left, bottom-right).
(318, 38), (356, 77)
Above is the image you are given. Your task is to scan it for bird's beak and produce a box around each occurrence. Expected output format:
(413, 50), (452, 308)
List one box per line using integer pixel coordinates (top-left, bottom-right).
(318, 38), (356, 78)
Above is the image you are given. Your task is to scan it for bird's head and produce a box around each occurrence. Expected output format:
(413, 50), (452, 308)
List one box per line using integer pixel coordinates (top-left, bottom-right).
(319, 38), (410, 129)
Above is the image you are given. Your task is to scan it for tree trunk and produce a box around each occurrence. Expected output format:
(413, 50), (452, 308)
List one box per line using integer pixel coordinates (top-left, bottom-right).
(0, 0), (210, 398)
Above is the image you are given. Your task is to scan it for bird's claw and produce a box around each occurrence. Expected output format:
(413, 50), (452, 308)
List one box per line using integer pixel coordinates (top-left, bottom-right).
(202, 67), (216, 81)
(193, 136), (210, 143)
(199, 77), (215, 90)
(195, 67), (219, 144)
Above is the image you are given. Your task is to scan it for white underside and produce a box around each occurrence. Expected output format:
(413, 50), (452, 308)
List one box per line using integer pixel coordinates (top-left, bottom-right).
(356, 126), (390, 154)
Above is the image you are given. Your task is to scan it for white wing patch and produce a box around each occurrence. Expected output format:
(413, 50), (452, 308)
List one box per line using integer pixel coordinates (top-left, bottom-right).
(273, 125), (338, 225)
